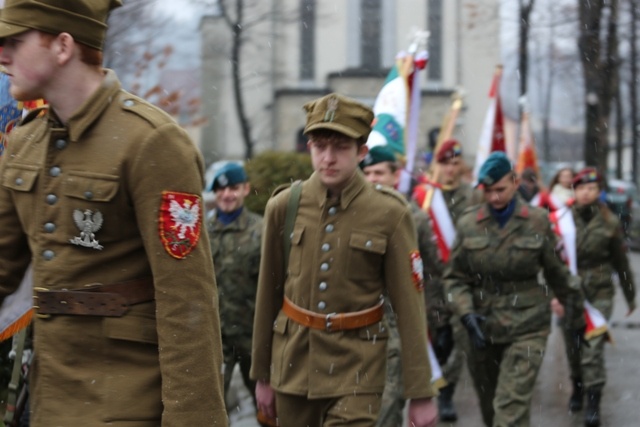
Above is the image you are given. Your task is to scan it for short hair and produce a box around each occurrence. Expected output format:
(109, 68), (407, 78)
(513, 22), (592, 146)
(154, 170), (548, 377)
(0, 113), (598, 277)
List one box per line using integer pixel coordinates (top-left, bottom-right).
(307, 129), (366, 146)
(39, 31), (103, 67)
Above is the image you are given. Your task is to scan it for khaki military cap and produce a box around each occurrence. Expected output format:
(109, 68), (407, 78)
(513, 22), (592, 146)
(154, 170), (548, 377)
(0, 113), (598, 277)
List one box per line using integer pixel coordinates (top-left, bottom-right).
(0, 0), (123, 51)
(303, 93), (374, 140)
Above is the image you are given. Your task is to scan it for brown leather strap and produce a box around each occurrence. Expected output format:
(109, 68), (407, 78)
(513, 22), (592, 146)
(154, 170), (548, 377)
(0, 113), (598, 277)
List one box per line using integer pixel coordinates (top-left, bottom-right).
(282, 296), (384, 332)
(35, 278), (154, 317)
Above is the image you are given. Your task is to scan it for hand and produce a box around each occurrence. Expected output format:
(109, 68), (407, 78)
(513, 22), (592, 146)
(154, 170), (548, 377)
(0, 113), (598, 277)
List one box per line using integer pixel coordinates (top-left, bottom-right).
(461, 313), (486, 350)
(255, 380), (276, 421)
(408, 397), (438, 427)
(550, 298), (565, 318)
(433, 324), (454, 365)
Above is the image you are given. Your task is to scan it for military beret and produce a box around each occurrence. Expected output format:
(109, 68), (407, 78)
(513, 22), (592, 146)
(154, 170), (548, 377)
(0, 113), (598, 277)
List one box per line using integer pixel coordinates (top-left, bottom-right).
(435, 139), (463, 163)
(359, 145), (397, 169)
(0, 0), (123, 51)
(303, 93), (374, 140)
(211, 162), (247, 191)
(477, 151), (513, 187)
(572, 167), (601, 188)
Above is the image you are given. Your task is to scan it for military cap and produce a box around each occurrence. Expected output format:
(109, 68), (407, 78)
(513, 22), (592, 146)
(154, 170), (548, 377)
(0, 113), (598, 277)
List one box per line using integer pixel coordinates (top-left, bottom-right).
(572, 167), (601, 188)
(435, 139), (463, 163)
(477, 151), (513, 187)
(359, 145), (397, 169)
(303, 93), (374, 140)
(0, 0), (123, 51)
(211, 162), (247, 191)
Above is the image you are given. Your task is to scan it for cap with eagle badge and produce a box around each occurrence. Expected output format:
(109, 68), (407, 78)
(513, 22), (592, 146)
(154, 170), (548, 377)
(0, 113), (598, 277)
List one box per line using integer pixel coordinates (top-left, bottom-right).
(435, 139), (463, 163)
(359, 145), (397, 169)
(477, 151), (513, 187)
(572, 167), (601, 188)
(210, 162), (247, 192)
(0, 0), (123, 51)
(303, 93), (374, 141)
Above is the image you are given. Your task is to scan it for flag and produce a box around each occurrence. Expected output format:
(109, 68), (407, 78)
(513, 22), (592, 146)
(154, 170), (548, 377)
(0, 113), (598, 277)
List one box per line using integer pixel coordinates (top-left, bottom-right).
(550, 206), (610, 341)
(0, 73), (21, 156)
(515, 111), (539, 176)
(473, 66), (506, 182)
(414, 181), (456, 263)
(0, 266), (33, 342)
(427, 340), (447, 389)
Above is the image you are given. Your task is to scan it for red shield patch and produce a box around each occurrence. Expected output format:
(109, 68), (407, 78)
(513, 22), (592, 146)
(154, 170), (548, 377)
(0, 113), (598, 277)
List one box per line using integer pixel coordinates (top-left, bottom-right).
(410, 250), (424, 291)
(159, 191), (202, 259)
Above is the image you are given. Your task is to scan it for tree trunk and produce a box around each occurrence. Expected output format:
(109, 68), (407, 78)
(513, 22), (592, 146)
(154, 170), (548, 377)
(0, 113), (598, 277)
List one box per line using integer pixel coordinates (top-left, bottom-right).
(615, 80), (623, 179)
(517, 0), (535, 140)
(630, 0), (639, 184)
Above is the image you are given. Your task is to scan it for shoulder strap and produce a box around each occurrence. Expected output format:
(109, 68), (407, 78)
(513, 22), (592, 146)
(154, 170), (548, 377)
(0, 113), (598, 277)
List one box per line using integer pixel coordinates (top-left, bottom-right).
(283, 180), (302, 273)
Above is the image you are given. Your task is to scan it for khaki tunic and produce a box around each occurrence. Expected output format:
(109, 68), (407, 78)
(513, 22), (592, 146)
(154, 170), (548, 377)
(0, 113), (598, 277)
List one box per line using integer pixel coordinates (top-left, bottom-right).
(250, 171), (437, 400)
(0, 71), (227, 426)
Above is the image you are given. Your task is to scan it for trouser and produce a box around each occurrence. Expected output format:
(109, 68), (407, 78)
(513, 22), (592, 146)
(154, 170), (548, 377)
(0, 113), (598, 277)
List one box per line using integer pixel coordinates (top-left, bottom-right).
(560, 296), (613, 389)
(376, 307), (404, 427)
(222, 338), (256, 410)
(467, 335), (547, 427)
(441, 315), (468, 384)
(275, 391), (382, 427)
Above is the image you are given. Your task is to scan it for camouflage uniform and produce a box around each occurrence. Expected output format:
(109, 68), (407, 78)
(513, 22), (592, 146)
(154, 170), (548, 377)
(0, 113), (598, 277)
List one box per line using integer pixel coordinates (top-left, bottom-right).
(561, 203), (636, 390)
(444, 197), (584, 427)
(376, 201), (436, 427)
(208, 208), (263, 405)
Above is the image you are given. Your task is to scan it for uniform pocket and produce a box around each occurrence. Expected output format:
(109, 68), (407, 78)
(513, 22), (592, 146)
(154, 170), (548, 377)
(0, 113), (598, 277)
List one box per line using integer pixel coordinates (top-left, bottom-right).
(2, 164), (39, 191)
(64, 171), (119, 202)
(347, 230), (387, 280)
(104, 310), (158, 345)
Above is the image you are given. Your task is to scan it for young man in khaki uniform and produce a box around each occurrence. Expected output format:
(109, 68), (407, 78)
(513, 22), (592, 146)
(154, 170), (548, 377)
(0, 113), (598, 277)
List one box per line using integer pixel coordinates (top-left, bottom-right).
(0, 1), (227, 425)
(251, 93), (438, 427)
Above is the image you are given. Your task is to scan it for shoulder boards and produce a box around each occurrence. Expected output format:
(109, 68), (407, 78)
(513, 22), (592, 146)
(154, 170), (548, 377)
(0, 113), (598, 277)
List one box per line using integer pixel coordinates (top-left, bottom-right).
(118, 91), (174, 128)
(374, 185), (408, 206)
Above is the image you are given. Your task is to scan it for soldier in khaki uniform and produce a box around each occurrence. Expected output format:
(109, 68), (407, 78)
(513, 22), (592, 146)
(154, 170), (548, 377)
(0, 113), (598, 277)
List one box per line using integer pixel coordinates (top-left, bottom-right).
(360, 145), (438, 427)
(412, 139), (479, 421)
(444, 152), (585, 427)
(207, 162), (263, 412)
(554, 168), (636, 427)
(250, 93), (438, 427)
(0, 1), (227, 425)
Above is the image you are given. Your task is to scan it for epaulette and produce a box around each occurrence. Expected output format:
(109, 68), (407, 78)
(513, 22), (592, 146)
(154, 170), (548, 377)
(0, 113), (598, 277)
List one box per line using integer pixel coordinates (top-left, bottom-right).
(374, 184), (409, 206)
(118, 92), (174, 128)
(17, 106), (48, 127)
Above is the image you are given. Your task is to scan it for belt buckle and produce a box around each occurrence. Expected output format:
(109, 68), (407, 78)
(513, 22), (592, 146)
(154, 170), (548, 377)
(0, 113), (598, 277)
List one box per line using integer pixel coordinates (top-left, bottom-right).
(325, 312), (337, 332)
(33, 287), (51, 319)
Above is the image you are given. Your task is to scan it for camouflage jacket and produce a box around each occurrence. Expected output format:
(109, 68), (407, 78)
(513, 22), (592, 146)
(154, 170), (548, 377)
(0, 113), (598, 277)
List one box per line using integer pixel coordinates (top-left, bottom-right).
(572, 203), (636, 310)
(208, 208), (263, 340)
(444, 197), (584, 343)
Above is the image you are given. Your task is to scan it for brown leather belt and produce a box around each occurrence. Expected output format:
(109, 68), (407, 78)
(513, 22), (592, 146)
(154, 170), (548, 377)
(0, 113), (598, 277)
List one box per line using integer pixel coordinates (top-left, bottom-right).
(34, 277), (154, 317)
(282, 296), (384, 332)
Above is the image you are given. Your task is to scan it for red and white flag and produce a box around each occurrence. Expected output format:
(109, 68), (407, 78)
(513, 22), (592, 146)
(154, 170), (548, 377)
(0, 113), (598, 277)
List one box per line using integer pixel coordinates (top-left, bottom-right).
(0, 266), (33, 341)
(413, 182), (456, 263)
(550, 207), (609, 340)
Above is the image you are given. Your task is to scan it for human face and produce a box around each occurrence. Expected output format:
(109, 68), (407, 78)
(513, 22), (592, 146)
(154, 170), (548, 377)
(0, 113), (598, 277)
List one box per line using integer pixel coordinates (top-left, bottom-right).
(483, 173), (519, 210)
(214, 183), (250, 213)
(0, 31), (54, 101)
(362, 162), (399, 188)
(558, 169), (574, 189)
(438, 157), (463, 186)
(574, 182), (600, 206)
(308, 136), (367, 194)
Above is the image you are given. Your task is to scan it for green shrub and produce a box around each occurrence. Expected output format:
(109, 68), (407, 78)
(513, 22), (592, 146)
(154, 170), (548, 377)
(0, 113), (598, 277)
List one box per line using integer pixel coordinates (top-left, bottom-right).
(244, 151), (313, 215)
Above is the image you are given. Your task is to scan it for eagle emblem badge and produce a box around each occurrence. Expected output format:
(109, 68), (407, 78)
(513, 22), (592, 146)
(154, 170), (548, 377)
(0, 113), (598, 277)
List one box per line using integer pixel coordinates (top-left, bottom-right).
(159, 191), (202, 259)
(70, 209), (104, 250)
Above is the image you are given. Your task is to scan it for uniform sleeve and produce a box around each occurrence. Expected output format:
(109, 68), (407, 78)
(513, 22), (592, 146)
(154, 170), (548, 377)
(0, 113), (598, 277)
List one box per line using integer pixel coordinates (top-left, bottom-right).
(443, 233), (476, 319)
(609, 224), (636, 310)
(384, 209), (437, 399)
(128, 123), (227, 426)
(250, 196), (286, 382)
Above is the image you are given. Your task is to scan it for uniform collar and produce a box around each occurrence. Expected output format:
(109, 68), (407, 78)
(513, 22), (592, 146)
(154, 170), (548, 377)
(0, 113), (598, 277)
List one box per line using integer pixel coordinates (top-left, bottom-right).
(308, 169), (366, 210)
(210, 207), (250, 231)
(51, 69), (122, 143)
(476, 196), (529, 222)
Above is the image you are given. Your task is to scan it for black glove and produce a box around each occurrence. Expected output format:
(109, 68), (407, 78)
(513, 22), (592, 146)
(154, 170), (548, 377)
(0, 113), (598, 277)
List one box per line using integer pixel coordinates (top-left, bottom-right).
(572, 325), (590, 350)
(461, 313), (487, 350)
(433, 324), (454, 365)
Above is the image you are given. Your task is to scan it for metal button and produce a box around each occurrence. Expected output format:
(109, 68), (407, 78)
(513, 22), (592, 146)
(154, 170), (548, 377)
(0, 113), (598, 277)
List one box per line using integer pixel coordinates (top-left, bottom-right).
(55, 139), (67, 149)
(365, 240), (373, 248)
(14, 178), (23, 186)
(49, 166), (61, 177)
(320, 263), (329, 272)
(319, 282), (328, 291)
(317, 301), (326, 310)
(321, 243), (330, 252)
(42, 250), (55, 261)
(328, 206), (337, 215)
(375, 184), (383, 190)
(123, 99), (135, 107)
(84, 191), (94, 200)
(43, 222), (56, 233)
(325, 224), (334, 233)
(46, 194), (58, 205)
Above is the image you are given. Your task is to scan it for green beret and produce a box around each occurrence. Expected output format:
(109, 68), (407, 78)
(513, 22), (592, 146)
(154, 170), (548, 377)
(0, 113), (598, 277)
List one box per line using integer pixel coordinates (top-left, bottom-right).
(478, 151), (513, 187)
(0, 0), (123, 51)
(359, 145), (397, 169)
(303, 93), (374, 140)
(211, 162), (247, 191)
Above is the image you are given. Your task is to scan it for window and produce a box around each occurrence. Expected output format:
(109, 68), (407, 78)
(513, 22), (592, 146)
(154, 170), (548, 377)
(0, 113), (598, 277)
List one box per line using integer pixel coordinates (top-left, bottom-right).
(300, 0), (315, 80)
(361, 0), (382, 70)
(427, 0), (442, 81)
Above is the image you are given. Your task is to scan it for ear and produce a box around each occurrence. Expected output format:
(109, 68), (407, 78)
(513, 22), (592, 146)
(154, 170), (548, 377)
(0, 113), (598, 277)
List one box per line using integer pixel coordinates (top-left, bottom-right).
(356, 144), (369, 162)
(54, 33), (75, 65)
(242, 183), (251, 197)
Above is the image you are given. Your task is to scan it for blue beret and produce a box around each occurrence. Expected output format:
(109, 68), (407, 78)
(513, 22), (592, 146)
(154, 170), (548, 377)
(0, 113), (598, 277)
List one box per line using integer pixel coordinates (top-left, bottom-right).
(359, 145), (397, 169)
(211, 163), (247, 191)
(478, 152), (513, 187)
